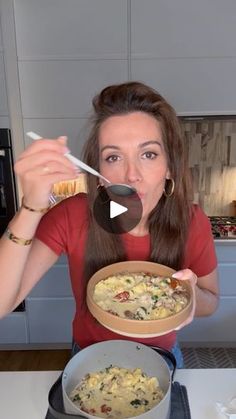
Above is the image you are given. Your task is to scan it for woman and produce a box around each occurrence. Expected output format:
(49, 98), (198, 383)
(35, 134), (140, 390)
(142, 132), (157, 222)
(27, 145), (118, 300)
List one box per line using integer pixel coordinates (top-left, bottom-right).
(0, 82), (219, 367)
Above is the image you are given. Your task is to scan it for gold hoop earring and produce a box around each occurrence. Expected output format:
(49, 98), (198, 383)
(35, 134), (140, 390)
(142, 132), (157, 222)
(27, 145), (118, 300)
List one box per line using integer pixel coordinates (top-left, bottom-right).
(163, 178), (175, 197)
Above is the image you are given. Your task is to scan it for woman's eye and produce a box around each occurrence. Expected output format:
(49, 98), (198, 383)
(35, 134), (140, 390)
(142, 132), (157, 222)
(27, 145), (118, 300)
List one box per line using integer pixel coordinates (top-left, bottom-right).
(142, 151), (158, 160)
(105, 155), (120, 163)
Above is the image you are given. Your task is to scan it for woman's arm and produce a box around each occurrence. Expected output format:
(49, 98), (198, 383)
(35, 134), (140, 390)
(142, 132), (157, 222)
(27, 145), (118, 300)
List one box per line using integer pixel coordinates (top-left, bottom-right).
(0, 136), (78, 318)
(9, 238), (59, 313)
(0, 208), (51, 317)
(0, 231), (59, 317)
(194, 267), (219, 316)
(173, 267), (219, 330)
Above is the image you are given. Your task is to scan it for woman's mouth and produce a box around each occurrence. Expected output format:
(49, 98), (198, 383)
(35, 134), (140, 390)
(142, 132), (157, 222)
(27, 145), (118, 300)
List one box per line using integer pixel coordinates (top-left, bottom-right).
(129, 192), (145, 201)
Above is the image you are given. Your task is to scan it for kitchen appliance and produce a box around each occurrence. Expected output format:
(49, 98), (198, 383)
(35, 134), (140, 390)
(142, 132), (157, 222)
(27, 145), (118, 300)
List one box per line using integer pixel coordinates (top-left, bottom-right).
(0, 129), (18, 237)
(209, 216), (236, 239)
(60, 340), (176, 419)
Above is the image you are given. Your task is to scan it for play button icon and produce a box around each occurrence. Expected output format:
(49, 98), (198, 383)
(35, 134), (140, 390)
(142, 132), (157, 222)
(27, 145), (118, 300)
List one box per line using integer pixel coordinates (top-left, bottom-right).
(93, 186), (143, 234)
(110, 201), (127, 219)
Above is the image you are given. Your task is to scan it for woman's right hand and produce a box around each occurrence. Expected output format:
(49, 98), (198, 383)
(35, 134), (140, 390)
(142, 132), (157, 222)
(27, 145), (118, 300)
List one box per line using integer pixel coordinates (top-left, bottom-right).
(14, 136), (79, 209)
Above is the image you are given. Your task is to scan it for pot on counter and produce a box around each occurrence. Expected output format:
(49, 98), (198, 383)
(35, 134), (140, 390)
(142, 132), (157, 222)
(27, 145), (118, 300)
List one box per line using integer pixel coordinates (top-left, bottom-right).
(57, 340), (176, 419)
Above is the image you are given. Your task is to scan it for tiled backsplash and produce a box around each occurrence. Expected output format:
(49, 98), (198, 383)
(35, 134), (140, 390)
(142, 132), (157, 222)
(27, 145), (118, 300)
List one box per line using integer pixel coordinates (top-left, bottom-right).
(181, 118), (236, 216)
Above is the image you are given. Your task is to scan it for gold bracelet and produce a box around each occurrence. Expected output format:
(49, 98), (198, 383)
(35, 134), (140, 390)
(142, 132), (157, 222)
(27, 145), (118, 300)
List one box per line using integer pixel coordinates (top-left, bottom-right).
(21, 197), (50, 214)
(5, 227), (33, 246)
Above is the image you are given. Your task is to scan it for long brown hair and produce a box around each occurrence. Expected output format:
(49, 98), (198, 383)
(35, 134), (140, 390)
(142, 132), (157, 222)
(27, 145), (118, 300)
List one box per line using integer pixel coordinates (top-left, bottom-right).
(82, 82), (193, 281)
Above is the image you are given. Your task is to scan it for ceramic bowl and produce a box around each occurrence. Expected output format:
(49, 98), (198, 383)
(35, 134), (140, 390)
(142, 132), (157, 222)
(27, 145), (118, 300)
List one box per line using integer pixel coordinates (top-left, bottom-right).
(86, 261), (194, 338)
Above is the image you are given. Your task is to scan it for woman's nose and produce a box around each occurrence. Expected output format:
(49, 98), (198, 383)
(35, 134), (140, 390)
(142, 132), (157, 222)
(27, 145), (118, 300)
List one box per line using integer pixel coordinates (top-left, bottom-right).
(125, 160), (142, 184)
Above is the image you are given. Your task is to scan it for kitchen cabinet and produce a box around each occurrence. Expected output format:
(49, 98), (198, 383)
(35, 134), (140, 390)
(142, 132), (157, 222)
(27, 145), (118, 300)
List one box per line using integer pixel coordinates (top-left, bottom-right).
(12, 0), (128, 151)
(0, 38), (10, 128)
(23, 118), (89, 158)
(131, 0), (236, 58)
(0, 255), (75, 346)
(130, 0), (236, 115)
(0, 54), (8, 117)
(179, 241), (236, 347)
(14, 0), (127, 59)
(0, 313), (28, 344)
(18, 60), (127, 119)
(26, 255), (75, 344)
(26, 298), (75, 344)
(27, 255), (73, 298)
(131, 59), (236, 116)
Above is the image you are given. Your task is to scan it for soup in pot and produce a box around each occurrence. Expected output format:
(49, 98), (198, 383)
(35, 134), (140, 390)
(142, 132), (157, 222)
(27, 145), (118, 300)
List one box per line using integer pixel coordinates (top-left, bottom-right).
(69, 365), (164, 418)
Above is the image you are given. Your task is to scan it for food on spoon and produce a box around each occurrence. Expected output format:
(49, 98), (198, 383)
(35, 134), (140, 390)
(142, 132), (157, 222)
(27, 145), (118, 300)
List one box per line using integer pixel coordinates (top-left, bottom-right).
(93, 271), (189, 320)
(69, 365), (164, 418)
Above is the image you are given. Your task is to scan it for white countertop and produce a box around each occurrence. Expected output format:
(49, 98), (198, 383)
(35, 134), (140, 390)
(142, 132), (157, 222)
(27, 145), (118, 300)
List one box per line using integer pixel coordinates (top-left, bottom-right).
(0, 369), (236, 418)
(214, 239), (236, 244)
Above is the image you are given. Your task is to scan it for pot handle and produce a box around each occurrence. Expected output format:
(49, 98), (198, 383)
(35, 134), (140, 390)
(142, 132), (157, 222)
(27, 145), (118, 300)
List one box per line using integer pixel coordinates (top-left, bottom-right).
(151, 346), (176, 382)
(48, 373), (87, 419)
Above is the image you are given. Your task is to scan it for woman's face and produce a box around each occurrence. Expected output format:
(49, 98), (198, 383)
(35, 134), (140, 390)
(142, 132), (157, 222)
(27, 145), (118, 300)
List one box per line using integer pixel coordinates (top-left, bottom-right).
(99, 111), (170, 220)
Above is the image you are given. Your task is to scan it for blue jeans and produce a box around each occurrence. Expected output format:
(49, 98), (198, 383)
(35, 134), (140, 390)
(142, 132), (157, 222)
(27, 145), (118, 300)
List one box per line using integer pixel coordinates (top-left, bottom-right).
(169, 341), (185, 369)
(71, 340), (184, 369)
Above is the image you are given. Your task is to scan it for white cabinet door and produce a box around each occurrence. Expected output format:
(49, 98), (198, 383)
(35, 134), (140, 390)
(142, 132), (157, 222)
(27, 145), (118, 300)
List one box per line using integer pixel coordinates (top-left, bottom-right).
(23, 118), (89, 158)
(179, 297), (236, 344)
(131, 0), (236, 58)
(0, 53), (8, 116)
(0, 314), (28, 344)
(215, 243), (236, 262)
(26, 298), (75, 343)
(28, 257), (73, 298)
(18, 60), (128, 118)
(14, 0), (127, 59)
(131, 59), (236, 115)
(27, 255), (75, 344)
(179, 242), (236, 345)
(131, 0), (236, 115)
(218, 263), (236, 296)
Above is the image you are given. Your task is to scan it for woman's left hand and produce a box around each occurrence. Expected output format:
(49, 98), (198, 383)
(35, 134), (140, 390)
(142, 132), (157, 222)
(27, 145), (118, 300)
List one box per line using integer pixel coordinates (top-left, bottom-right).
(171, 268), (197, 330)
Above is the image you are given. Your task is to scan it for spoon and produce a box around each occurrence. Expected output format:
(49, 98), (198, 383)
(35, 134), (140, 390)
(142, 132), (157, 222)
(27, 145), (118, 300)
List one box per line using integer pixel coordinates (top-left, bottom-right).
(26, 132), (136, 197)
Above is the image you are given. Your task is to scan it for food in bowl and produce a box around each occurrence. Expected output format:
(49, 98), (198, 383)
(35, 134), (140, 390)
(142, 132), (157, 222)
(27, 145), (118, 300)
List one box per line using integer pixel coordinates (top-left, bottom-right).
(93, 271), (189, 320)
(69, 365), (164, 418)
(86, 261), (193, 337)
